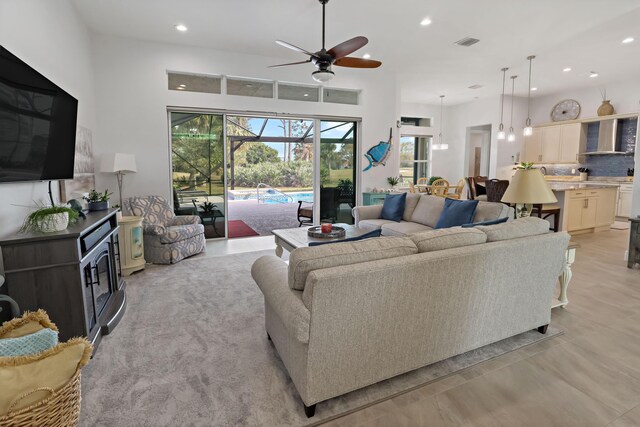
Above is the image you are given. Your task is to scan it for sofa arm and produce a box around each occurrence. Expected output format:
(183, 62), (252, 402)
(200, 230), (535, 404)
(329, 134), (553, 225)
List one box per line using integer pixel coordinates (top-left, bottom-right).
(251, 255), (310, 344)
(170, 215), (201, 226)
(352, 205), (384, 226)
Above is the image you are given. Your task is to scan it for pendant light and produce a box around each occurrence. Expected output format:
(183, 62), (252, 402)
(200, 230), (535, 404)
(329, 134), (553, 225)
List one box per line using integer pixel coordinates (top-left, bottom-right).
(523, 55), (535, 136)
(433, 95), (448, 150)
(507, 75), (517, 142)
(497, 67), (509, 140)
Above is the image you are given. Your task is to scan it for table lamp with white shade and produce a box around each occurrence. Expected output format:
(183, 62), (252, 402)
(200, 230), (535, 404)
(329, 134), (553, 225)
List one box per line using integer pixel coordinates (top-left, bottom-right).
(501, 167), (557, 218)
(100, 153), (137, 208)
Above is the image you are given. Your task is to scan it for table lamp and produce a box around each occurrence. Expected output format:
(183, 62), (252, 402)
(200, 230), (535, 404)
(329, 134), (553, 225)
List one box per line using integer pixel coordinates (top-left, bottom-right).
(501, 168), (557, 218)
(100, 153), (137, 208)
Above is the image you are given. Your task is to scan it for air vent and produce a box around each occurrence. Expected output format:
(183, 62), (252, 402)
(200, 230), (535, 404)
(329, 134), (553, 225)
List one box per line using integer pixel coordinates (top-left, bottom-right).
(454, 37), (480, 47)
(468, 84), (483, 89)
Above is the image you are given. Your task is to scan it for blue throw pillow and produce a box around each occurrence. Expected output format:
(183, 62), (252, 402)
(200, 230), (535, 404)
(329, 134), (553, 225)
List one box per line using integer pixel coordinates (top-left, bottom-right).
(0, 328), (59, 357)
(380, 193), (406, 222)
(435, 198), (479, 229)
(308, 229), (382, 246)
(461, 217), (509, 228)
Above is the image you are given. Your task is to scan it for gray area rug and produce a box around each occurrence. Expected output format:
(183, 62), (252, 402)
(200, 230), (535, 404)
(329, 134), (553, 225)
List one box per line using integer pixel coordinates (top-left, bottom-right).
(80, 250), (562, 426)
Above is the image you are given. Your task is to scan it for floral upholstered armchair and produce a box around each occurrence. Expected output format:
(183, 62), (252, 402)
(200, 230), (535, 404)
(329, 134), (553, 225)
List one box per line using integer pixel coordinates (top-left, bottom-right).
(123, 196), (205, 264)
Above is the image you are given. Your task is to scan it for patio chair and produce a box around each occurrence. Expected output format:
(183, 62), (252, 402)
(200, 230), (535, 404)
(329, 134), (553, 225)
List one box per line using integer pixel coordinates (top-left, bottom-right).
(123, 195), (205, 264)
(173, 188), (198, 216)
(297, 201), (313, 227)
(296, 188), (339, 226)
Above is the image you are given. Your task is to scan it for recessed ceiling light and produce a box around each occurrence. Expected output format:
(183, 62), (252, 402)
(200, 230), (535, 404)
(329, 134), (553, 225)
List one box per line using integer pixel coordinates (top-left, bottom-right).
(531, 87), (538, 91)
(362, 53), (371, 59)
(589, 72), (599, 78)
(420, 17), (432, 26)
(174, 24), (188, 32)
(563, 67), (572, 72)
(179, 84), (186, 88)
(622, 37), (634, 44)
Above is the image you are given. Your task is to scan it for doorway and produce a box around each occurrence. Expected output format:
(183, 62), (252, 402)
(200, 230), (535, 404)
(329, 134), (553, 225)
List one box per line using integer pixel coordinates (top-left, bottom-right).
(169, 111), (359, 239)
(466, 125), (491, 177)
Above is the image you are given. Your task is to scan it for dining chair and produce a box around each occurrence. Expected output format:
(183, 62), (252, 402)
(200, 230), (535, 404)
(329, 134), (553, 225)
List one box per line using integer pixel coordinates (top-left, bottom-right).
(416, 177), (429, 193)
(408, 182), (417, 193)
(447, 178), (465, 199)
(486, 179), (510, 204)
(430, 179), (450, 197)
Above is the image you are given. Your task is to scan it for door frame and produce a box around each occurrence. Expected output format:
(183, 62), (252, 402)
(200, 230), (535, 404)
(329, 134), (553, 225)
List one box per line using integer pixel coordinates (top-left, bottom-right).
(167, 107), (362, 236)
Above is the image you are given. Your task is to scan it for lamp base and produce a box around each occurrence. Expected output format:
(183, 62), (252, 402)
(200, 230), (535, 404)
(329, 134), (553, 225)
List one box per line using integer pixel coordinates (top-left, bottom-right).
(515, 203), (533, 218)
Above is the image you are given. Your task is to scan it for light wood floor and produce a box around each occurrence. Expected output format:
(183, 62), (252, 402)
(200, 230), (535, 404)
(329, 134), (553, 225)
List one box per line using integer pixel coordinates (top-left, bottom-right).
(320, 229), (640, 427)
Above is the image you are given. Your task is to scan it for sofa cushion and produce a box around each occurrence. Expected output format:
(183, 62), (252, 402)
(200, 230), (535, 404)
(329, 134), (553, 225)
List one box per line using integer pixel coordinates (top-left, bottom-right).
(402, 193), (422, 221)
(476, 217), (550, 242)
(381, 193), (406, 222)
(358, 218), (397, 231)
(410, 227), (487, 253)
(410, 195), (445, 228)
(435, 199), (479, 229)
(473, 201), (509, 223)
(159, 223), (204, 244)
(288, 236), (418, 290)
(461, 216), (509, 228)
(381, 221), (433, 236)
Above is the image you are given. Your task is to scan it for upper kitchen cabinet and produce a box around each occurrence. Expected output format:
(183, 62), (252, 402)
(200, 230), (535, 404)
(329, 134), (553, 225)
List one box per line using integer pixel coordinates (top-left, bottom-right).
(523, 122), (583, 164)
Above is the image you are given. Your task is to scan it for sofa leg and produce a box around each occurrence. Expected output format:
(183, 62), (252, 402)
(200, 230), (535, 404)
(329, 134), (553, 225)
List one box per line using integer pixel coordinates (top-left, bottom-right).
(304, 403), (316, 418)
(537, 324), (549, 334)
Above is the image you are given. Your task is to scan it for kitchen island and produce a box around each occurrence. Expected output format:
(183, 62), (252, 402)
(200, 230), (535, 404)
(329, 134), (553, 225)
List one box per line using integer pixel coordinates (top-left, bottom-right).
(549, 182), (619, 233)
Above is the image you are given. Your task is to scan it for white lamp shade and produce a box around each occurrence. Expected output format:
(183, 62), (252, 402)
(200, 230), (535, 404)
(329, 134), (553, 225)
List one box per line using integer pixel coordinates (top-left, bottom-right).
(100, 153), (137, 174)
(501, 169), (557, 204)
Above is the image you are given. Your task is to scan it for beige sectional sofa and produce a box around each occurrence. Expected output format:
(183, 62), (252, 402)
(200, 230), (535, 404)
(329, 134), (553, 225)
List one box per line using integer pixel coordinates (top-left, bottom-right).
(252, 217), (569, 417)
(352, 193), (513, 236)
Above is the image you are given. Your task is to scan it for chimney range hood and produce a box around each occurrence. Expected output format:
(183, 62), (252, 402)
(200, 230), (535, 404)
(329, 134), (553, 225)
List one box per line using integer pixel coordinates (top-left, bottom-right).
(584, 118), (627, 155)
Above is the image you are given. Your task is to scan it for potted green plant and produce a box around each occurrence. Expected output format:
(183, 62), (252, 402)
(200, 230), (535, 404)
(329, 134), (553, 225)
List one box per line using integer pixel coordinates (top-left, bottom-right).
(386, 176), (401, 190)
(428, 176), (443, 185)
(20, 205), (79, 233)
(83, 189), (112, 211)
(198, 201), (217, 213)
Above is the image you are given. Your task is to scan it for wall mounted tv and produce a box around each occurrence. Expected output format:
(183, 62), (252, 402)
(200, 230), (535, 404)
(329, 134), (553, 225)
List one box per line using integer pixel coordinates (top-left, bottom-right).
(0, 45), (78, 183)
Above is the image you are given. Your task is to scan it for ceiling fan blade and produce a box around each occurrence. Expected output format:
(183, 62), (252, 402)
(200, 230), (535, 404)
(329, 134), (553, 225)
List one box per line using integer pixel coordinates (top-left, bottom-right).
(275, 40), (316, 57)
(334, 57), (382, 68)
(268, 59), (312, 68)
(327, 36), (368, 59)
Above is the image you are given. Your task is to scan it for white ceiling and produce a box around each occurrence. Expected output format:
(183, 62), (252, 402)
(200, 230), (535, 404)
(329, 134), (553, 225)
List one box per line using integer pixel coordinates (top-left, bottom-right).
(72, 0), (640, 105)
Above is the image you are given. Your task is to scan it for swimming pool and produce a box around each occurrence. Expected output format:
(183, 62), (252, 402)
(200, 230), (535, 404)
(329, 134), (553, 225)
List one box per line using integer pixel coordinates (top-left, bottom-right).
(229, 191), (314, 204)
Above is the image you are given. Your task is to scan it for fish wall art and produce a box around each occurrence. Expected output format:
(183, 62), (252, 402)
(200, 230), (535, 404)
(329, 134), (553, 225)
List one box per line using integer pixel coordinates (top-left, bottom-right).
(363, 127), (392, 172)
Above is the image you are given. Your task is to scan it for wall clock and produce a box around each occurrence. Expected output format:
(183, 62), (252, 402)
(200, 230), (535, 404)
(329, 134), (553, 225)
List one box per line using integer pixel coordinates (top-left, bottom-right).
(550, 99), (581, 121)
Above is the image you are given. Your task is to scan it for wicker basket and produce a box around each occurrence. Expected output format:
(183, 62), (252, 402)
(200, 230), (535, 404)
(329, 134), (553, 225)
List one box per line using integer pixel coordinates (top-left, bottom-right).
(0, 369), (82, 427)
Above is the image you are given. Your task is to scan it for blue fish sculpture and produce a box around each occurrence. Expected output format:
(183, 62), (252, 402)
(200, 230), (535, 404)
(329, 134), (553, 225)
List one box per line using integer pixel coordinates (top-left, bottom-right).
(363, 128), (392, 172)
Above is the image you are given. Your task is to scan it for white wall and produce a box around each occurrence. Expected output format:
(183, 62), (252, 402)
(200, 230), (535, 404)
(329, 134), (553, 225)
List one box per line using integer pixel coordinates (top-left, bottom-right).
(530, 77), (640, 216)
(90, 35), (399, 202)
(0, 0), (96, 237)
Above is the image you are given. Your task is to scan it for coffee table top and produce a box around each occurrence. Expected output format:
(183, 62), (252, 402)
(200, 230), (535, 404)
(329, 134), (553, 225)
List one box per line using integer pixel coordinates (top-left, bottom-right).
(273, 223), (371, 250)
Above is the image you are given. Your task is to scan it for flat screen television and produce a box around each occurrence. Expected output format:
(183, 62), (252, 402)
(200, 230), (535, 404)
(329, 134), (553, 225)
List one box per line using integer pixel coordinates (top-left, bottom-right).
(0, 45), (78, 183)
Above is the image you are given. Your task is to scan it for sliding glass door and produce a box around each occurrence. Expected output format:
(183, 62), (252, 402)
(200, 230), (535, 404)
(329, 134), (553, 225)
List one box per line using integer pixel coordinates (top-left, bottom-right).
(318, 120), (357, 224)
(170, 112), (226, 238)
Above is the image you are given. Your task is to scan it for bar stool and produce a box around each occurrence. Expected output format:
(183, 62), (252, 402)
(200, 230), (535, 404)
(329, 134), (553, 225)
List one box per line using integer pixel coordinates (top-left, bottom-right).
(533, 204), (561, 232)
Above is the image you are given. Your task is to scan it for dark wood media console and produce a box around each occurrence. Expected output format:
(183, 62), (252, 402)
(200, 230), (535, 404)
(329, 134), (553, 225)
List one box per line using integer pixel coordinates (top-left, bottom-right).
(0, 209), (126, 351)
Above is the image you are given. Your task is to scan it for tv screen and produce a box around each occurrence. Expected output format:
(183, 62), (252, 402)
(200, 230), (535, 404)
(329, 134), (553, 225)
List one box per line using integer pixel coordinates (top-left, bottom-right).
(0, 45), (78, 182)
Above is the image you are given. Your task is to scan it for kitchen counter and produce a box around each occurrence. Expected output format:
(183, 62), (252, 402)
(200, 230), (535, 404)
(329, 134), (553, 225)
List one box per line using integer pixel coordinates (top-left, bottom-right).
(548, 182), (620, 192)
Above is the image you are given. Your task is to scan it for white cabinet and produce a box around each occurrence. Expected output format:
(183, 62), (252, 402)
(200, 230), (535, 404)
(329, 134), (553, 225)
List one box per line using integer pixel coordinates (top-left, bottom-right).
(541, 126), (561, 163)
(565, 188), (616, 232)
(523, 130), (542, 163)
(525, 123), (583, 164)
(558, 123), (582, 163)
(617, 184), (633, 217)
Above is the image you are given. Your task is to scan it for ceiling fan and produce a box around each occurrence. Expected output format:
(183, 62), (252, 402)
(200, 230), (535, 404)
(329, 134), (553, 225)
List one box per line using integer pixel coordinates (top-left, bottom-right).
(269, 0), (382, 83)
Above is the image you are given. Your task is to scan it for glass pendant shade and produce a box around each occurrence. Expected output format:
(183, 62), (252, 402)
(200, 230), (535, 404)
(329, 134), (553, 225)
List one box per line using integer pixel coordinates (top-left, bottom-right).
(497, 125), (506, 140)
(523, 126), (533, 136)
(312, 69), (334, 83)
(507, 130), (516, 142)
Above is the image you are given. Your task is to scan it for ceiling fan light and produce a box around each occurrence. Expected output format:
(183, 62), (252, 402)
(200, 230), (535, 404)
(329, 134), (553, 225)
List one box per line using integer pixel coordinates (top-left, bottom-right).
(312, 69), (335, 83)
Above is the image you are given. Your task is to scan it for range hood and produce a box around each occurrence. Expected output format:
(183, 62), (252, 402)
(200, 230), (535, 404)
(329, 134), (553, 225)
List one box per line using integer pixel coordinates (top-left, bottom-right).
(585, 118), (627, 155)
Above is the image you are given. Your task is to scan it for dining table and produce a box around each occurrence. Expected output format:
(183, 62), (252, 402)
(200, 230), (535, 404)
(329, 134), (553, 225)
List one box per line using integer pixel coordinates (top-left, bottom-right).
(415, 184), (432, 195)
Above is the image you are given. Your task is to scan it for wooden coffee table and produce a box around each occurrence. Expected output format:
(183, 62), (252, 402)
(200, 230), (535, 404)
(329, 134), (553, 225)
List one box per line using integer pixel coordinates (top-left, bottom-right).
(272, 224), (372, 257)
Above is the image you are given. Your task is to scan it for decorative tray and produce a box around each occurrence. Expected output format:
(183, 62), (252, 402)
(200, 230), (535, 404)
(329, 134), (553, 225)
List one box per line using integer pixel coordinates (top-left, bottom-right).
(307, 226), (346, 239)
